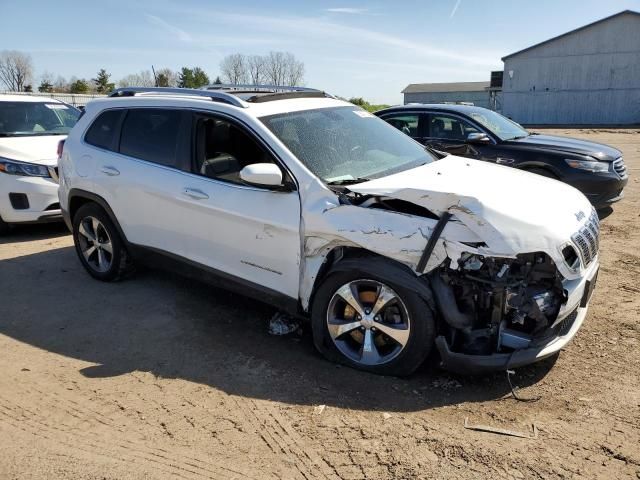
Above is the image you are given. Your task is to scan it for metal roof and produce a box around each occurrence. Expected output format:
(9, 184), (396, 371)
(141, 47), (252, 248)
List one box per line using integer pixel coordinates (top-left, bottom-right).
(502, 10), (640, 60)
(401, 81), (490, 94)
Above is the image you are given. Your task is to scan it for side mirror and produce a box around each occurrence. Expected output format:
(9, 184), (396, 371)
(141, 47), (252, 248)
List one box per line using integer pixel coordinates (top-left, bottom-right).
(239, 163), (283, 187)
(467, 132), (491, 143)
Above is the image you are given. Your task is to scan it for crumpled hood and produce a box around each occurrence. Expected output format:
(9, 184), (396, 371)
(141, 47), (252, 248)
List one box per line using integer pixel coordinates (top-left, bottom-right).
(350, 155), (593, 262)
(0, 135), (64, 166)
(506, 134), (621, 161)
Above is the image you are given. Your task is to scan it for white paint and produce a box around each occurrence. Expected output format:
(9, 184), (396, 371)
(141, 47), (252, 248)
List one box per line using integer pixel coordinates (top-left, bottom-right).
(0, 96), (68, 224)
(61, 93), (598, 319)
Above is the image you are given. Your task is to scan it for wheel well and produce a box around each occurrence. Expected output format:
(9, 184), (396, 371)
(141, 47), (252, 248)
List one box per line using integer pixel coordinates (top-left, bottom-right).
(521, 165), (559, 179)
(307, 247), (434, 314)
(68, 192), (129, 245)
(306, 247), (381, 312)
(69, 195), (93, 221)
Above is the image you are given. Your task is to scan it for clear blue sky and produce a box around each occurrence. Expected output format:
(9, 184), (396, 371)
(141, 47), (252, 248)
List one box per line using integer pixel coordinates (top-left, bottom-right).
(2, 0), (639, 103)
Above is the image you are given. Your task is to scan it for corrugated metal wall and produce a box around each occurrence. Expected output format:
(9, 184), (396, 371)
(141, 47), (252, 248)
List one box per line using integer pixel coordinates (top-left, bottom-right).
(404, 91), (490, 108)
(502, 12), (640, 124)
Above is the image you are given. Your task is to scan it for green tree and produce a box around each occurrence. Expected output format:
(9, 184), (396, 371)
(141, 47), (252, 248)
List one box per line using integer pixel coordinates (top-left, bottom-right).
(213, 76), (222, 85)
(38, 79), (53, 93)
(24, 84), (33, 92)
(92, 68), (114, 93)
(178, 67), (193, 88)
(69, 79), (89, 94)
(192, 67), (209, 88)
(178, 66), (209, 88)
(156, 72), (169, 87)
(348, 97), (390, 113)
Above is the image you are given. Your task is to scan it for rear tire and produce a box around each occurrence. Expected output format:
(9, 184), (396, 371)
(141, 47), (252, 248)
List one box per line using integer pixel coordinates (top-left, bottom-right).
(72, 203), (133, 281)
(311, 266), (435, 376)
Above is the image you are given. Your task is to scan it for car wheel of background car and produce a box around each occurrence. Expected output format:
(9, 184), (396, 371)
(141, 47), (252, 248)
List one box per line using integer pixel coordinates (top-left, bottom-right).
(526, 167), (559, 180)
(72, 203), (133, 281)
(0, 216), (10, 235)
(311, 268), (435, 376)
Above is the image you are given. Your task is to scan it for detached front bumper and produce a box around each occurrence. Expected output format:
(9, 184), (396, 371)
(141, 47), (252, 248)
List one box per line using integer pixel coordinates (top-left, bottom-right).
(436, 260), (599, 374)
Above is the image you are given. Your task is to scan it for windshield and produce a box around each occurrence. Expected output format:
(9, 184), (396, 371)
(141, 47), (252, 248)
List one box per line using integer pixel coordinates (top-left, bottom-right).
(467, 108), (529, 141)
(261, 106), (434, 183)
(0, 101), (80, 136)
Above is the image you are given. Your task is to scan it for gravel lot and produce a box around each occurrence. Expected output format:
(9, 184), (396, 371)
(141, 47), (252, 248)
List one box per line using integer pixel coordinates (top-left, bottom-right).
(0, 129), (638, 479)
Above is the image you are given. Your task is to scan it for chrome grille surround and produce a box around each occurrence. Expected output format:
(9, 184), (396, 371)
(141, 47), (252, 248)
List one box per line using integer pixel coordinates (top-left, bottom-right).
(612, 157), (627, 178)
(571, 209), (600, 267)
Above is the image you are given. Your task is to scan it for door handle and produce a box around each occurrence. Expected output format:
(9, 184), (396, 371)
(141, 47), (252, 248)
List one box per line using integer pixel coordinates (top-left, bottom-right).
(183, 188), (209, 200)
(100, 166), (120, 176)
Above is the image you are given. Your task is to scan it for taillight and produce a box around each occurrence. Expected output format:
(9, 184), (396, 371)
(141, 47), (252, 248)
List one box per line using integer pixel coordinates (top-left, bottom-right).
(57, 140), (65, 160)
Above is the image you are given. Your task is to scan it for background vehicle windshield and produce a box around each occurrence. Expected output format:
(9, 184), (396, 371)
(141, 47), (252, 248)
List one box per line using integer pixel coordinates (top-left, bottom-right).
(261, 106), (434, 183)
(0, 101), (80, 136)
(467, 108), (529, 141)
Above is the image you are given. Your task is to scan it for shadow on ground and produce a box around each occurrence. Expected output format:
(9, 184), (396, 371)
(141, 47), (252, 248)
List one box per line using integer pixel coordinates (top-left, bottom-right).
(0, 222), (69, 245)
(0, 244), (558, 412)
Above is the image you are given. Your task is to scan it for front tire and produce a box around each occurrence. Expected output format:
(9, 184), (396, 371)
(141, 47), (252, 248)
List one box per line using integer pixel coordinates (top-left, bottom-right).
(0, 215), (9, 235)
(72, 203), (133, 281)
(311, 268), (435, 376)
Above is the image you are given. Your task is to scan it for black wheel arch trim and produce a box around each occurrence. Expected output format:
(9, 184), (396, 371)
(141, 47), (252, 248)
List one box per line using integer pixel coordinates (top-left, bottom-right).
(516, 162), (562, 178)
(323, 255), (436, 312)
(68, 189), (130, 245)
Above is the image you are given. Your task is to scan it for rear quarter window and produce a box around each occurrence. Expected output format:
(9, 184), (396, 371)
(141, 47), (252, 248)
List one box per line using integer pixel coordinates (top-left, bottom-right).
(85, 110), (123, 151)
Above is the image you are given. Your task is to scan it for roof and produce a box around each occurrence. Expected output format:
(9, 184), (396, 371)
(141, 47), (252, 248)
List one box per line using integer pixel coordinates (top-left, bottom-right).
(401, 82), (490, 94)
(376, 104), (493, 115)
(502, 10), (640, 60)
(86, 94), (352, 119)
(0, 94), (64, 103)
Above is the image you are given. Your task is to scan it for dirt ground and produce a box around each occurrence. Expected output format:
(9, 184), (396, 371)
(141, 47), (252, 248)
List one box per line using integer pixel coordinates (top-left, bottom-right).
(0, 129), (639, 480)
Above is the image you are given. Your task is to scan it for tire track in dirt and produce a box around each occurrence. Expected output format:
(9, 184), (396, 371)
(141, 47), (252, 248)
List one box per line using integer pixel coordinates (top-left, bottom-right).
(0, 386), (260, 480)
(229, 396), (341, 480)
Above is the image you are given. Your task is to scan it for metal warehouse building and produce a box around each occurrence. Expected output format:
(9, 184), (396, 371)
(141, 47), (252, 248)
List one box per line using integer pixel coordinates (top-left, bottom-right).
(402, 81), (490, 108)
(502, 10), (640, 125)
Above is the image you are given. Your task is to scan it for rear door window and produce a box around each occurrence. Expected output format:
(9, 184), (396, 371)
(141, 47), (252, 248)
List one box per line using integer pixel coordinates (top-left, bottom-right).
(85, 109), (124, 151)
(119, 109), (185, 168)
(380, 113), (423, 139)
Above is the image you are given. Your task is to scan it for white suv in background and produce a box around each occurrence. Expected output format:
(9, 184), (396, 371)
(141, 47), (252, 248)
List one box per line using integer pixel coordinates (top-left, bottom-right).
(58, 86), (600, 376)
(0, 94), (80, 233)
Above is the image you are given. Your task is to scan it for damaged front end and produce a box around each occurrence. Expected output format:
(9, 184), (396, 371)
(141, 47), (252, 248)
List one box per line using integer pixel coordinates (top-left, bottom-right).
(301, 157), (599, 373)
(429, 251), (583, 373)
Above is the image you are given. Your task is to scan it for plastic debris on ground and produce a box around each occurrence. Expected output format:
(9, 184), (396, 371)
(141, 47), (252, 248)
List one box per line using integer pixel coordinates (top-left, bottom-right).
(268, 312), (301, 336)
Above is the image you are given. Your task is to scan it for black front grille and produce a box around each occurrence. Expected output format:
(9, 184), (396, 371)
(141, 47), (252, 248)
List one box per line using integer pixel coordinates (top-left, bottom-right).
(613, 157), (627, 178)
(571, 209), (600, 267)
(558, 309), (578, 336)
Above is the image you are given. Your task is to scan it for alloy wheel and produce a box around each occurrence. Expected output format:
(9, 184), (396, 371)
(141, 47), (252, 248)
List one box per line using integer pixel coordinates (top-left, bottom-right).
(326, 279), (411, 366)
(77, 216), (113, 273)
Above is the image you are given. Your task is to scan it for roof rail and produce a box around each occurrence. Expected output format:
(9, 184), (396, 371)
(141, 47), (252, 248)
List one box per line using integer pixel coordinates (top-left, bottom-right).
(202, 83), (323, 93)
(108, 87), (247, 108)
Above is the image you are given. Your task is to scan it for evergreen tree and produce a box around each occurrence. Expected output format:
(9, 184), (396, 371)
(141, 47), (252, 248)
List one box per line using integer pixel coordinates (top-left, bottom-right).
(92, 68), (115, 93)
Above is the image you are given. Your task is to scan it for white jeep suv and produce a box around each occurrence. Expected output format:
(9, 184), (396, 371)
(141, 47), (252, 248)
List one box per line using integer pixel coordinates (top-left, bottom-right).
(0, 94), (80, 233)
(58, 86), (600, 375)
